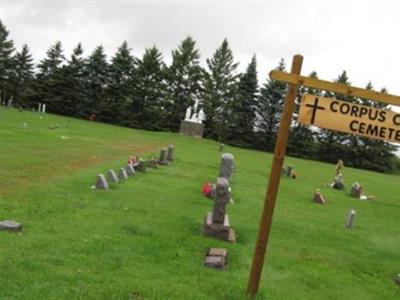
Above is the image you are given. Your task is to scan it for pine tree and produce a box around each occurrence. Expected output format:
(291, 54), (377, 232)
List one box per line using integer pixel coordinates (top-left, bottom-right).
(254, 59), (287, 151)
(131, 46), (166, 130)
(203, 39), (239, 140)
(11, 44), (34, 107)
(0, 20), (15, 103)
(34, 41), (66, 113)
(61, 43), (87, 117)
(227, 55), (258, 147)
(164, 36), (203, 131)
(85, 45), (109, 120)
(108, 41), (136, 125)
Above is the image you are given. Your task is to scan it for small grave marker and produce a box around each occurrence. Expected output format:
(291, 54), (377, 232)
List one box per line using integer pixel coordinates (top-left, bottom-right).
(395, 274), (400, 285)
(118, 168), (128, 180)
(346, 209), (356, 229)
(166, 145), (175, 161)
(126, 165), (136, 176)
(0, 220), (23, 232)
(313, 189), (325, 204)
(204, 248), (228, 269)
(107, 169), (119, 183)
(96, 174), (109, 189)
(136, 160), (147, 172)
(159, 148), (168, 165)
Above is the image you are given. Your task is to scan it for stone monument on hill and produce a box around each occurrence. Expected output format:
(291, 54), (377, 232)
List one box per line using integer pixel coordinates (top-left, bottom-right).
(179, 98), (206, 138)
(202, 177), (236, 242)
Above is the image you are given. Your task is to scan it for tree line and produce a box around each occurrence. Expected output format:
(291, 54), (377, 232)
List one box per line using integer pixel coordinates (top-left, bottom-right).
(1, 20), (398, 173)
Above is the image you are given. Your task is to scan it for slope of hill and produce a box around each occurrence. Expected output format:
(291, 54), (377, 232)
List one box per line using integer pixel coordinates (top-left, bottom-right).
(1, 108), (399, 300)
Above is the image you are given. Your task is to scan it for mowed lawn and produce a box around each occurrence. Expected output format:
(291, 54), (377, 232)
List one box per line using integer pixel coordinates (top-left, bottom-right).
(0, 108), (399, 300)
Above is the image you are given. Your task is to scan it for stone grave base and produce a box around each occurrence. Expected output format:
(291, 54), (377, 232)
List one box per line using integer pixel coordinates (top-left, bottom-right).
(179, 120), (204, 138)
(0, 220), (23, 232)
(204, 248), (228, 269)
(202, 212), (236, 243)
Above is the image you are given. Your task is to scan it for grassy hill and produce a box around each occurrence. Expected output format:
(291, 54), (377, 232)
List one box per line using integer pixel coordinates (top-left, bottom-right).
(1, 108), (399, 300)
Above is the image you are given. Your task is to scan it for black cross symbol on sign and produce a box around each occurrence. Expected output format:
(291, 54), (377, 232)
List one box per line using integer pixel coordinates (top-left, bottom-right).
(305, 97), (325, 125)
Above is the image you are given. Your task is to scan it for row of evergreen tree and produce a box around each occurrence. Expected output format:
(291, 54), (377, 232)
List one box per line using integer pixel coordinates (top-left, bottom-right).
(1, 20), (398, 173)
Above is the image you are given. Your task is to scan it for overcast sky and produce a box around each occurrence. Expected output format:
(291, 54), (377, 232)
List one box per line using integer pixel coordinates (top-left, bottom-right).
(1, 0), (400, 97)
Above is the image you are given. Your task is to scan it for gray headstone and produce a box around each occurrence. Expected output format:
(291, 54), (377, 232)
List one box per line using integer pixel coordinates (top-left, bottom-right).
(0, 220), (23, 232)
(126, 165), (136, 176)
(350, 182), (361, 198)
(345, 209), (356, 229)
(96, 174), (109, 189)
(107, 169), (119, 183)
(146, 159), (158, 169)
(219, 153), (234, 181)
(313, 189), (325, 204)
(166, 145), (174, 161)
(286, 165), (293, 177)
(118, 168), (128, 180)
(136, 160), (147, 172)
(204, 255), (226, 269)
(212, 177), (231, 224)
(159, 148), (168, 165)
(395, 274), (400, 285)
(333, 174), (345, 190)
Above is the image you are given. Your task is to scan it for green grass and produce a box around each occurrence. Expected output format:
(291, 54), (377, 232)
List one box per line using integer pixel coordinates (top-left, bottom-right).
(0, 108), (399, 300)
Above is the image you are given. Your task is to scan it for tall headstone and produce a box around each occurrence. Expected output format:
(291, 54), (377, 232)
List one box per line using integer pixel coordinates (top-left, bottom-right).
(345, 209), (356, 229)
(202, 177), (236, 242)
(0, 220), (23, 232)
(332, 173), (345, 190)
(96, 174), (109, 189)
(159, 148), (168, 165)
(166, 145), (174, 161)
(126, 165), (136, 176)
(38, 103), (42, 113)
(219, 153), (234, 181)
(107, 169), (119, 183)
(42, 104), (46, 113)
(118, 168), (128, 180)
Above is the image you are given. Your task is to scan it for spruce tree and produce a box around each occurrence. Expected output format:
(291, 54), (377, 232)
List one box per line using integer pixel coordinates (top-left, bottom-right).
(34, 41), (66, 113)
(108, 41), (136, 125)
(131, 46), (166, 130)
(254, 59), (287, 151)
(164, 36), (203, 131)
(203, 39), (239, 140)
(227, 55), (258, 147)
(11, 44), (34, 107)
(0, 20), (15, 103)
(85, 45), (109, 120)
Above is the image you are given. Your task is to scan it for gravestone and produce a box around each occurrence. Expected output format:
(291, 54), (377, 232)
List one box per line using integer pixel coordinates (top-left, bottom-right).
(166, 145), (175, 161)
(126, 165), (136, 176)
(118, 168), (128, 180)
(136, 159), (147, 172)
(107, 169), (119, 183)
(96, 174), (109, 189)
(332, 173), (345, 190)
(286, 165), (293, 177)
(345, 209), (356, 229)
(219, 143), (224, 152)
(219, 153), (234, 181)
(146, 159), (158, 169)
(0, 220), (23, 232)
(202, 177), (236, 242)
(159, 148), (168, 165)
(350, 182), (362, 198)
(313, 189), (325, 204)
(395, 274), (400, 285)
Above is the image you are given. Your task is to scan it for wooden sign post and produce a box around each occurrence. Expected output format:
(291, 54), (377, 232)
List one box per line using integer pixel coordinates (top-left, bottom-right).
(246, 54), (303, 296)
(247, 55), (400, 297)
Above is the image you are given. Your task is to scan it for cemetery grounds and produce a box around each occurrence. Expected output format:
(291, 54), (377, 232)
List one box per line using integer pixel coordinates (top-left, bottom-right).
(0, 108), (399, 299)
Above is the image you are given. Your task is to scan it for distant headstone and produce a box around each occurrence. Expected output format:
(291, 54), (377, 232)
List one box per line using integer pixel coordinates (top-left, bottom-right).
(335, 159), (344, 176)
(219, 153), (234, 181)
(126, 165), (136, 176)
(395, 274), (400, 285)
(219, 143), (224, 152)
(332, 173), (345, 190)
(136, 159), (147, 172)
(158, 148), (168, 165)
(345, 209), (356, 229)
(107, 169), (119, 183)
(350, 182), (362, 198)
(286, 165), (293, 177)
(166, 145), (174, 161)
(0, 220), (23, 232)
(118, 168), (128, 180)
(42, 104), (46, 113)
(96, 174), (109, 189)
(38, 103), (42, 112)
(204, 248), (228, 269)
(313, 189), (325, 204)
(146, 159), (158, 169)
(202, 177), (236, 242)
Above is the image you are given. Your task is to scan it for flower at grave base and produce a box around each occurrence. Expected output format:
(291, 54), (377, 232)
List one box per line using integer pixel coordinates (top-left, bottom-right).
(202, 182), (213, 198)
